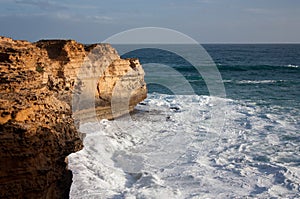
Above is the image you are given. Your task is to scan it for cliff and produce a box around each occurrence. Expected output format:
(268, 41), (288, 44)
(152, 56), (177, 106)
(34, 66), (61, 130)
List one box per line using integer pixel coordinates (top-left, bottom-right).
(0, 37), (147, 198)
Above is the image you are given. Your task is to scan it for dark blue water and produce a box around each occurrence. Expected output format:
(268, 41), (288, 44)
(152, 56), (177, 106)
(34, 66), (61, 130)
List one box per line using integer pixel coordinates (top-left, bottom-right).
(117, 44), (300, 111)
(205, 44), (300, 106)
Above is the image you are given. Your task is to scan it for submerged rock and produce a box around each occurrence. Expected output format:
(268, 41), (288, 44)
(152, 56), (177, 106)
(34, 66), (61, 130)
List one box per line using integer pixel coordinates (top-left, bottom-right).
(0, 36), (147, 198)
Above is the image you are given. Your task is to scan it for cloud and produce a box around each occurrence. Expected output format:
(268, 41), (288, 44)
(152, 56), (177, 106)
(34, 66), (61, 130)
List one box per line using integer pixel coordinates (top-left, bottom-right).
(12, 1), (114, 24)
(196, 0), (215, 4)
(15, 0), (67, 11)
(166, 0), (217, 9)
(51, 13), (114, 24)
(87, 15), (114, 24)
(245, 8), (271, 15)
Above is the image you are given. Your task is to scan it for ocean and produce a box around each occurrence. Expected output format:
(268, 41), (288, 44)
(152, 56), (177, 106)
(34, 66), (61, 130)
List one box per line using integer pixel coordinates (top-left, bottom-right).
(68, 44), (300, 198)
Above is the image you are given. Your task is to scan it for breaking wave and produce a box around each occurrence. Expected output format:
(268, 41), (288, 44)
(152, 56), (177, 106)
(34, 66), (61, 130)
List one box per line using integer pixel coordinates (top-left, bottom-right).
(68, 94), (300, 198)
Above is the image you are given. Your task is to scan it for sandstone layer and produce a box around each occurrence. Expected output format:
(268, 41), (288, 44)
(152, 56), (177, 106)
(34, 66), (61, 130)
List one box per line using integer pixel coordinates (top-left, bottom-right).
(0, 36), (147, 198)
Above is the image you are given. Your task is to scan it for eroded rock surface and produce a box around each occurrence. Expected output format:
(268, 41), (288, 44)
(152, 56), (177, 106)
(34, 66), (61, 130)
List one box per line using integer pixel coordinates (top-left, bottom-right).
(0, 36), (147, 198)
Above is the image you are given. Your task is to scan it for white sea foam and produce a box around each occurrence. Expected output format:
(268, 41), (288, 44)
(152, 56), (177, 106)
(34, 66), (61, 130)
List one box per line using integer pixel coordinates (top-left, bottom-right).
(68, 94), (300, 198)
(222, 80), (233, 83)
(286, 64), (299, 68)
(222, 80), (285, 84)
(236, 80), (284, 84)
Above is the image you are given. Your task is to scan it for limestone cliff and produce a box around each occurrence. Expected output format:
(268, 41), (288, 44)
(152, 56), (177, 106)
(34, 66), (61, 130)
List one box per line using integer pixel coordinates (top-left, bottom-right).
(0, 37), (147, 198)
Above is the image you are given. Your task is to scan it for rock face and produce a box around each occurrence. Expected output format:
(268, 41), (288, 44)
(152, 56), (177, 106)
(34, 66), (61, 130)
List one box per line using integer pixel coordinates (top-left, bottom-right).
(0, 37), (147, 198)
(96, 58), (147, 118)
(74, 57), (147, 121)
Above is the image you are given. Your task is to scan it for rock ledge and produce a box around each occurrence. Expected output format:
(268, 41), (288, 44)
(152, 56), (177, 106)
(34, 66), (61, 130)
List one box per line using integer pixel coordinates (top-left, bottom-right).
(0, 36), (147, 198)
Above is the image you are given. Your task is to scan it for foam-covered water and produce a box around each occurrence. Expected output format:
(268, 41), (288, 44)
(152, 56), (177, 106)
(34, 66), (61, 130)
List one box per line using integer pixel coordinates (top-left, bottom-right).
(69, 94), (300, 198)
(68, 44), (299, 198)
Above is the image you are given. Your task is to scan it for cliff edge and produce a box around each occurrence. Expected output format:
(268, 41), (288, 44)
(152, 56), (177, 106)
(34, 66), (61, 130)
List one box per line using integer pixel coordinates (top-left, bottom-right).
(0, 37), (147, 198)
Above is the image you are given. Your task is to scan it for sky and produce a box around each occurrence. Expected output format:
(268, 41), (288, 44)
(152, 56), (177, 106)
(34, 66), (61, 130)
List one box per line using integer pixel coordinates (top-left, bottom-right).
(0, 0), (299, 43)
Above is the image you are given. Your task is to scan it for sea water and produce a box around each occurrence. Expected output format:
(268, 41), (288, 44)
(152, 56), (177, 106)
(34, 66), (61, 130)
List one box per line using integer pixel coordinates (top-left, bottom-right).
(68, 44), (300, 198)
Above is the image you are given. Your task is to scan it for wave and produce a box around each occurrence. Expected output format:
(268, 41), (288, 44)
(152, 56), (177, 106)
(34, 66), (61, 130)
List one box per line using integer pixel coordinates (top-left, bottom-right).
(221, 80), (286, 84)
(286, 64), (299, 68)
(217, 64), (299, 71)
(171, 64), (299, 73)
(222, 80), (233, 83)
(235, 80), (284, 84)
(68, 93), (300, 198)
